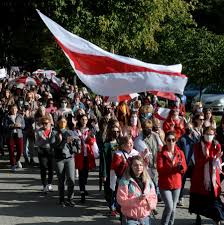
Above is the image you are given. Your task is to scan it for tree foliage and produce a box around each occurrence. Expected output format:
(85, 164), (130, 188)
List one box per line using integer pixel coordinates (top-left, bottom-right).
(0, 0), (224, 86)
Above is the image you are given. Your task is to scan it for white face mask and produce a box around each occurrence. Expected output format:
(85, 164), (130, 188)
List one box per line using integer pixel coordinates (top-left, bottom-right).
(204, 134), (214, 143)
(197, 108), (203, 113)
(130, 116), (138, 126)
(61, 103), (67, 109)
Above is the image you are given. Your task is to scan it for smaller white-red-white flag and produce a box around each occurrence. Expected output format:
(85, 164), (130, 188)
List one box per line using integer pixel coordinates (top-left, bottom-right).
(37, 10), (188, 96)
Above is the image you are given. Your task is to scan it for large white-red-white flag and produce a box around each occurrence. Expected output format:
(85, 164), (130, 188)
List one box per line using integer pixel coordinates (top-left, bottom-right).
(37, 10), (188, 97)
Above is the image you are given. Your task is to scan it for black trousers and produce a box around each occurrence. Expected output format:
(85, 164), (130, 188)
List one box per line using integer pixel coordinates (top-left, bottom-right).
(78, 156), (89, 192)
(38, 150), (54, 187)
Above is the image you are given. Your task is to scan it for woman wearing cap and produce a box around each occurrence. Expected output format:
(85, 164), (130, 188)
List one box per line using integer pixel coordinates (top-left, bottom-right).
(189, 126), (224, 225)
(117, 155), (157, 225)
(157, 131), (187, 225)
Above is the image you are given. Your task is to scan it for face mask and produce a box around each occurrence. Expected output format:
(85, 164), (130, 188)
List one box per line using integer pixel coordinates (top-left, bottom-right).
(130, 117), (138, 126)
(19, 101), (23, 105)
(204, 134), (214, 143)
(144, 112), (152, 119)
(197, 108), (203, 113)
(58, 122), (67, 129)
(143, 128), (152, 136)
(61, 103), (67, 109)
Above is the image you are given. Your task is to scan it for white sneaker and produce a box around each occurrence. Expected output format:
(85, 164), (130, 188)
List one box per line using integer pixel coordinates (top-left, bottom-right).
(16, 161), (22, 169)
(178, 197), (185, 206)
(47, 184), (53, 192)
(75, 169), (79, 178)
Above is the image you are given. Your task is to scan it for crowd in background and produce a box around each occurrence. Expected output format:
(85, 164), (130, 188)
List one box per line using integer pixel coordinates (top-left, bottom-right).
(0, 70), (224, 225)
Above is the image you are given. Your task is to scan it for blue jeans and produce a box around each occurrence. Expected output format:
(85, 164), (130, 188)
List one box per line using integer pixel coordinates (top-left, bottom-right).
(160, 189), (181, 225)
(23, 133), (35, 161)
(122, 216), (151, 225)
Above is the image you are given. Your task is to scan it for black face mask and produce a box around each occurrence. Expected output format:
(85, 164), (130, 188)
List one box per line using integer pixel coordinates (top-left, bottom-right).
(143, 128), (152, 136)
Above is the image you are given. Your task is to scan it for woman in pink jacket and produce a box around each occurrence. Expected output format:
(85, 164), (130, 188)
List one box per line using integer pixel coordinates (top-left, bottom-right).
(117, 155), (157, 225)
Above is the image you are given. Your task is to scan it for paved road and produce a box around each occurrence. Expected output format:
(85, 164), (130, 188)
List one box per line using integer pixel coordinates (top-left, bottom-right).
(0, 156), (216, 225)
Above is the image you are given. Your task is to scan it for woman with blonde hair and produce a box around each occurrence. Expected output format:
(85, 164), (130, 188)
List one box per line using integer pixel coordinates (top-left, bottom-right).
(117, 155), (157, 225)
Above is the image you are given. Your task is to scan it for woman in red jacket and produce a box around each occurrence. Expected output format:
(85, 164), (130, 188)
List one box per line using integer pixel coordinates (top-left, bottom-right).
(157, 131), (187, 225)
(189, 126), (224, 225)
(163, 108), (185, 140)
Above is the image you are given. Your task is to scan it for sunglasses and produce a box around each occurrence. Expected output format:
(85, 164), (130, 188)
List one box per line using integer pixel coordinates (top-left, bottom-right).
(198, 118), (204, 121)
(112, 130), (120, 133)
(167, 138), (175, 143)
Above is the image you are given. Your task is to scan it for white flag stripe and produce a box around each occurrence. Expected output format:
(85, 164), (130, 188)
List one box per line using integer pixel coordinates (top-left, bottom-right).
(37, 10), (183, 74)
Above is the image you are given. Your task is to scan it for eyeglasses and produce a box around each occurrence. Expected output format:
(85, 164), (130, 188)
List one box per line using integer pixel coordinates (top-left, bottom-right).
(167, 138), (175, 143)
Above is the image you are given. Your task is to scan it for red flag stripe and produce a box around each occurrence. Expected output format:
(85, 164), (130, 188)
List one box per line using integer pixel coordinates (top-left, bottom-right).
(56, 38), (186, 78)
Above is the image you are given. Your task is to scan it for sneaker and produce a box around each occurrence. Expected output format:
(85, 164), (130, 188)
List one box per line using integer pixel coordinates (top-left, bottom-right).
(16, 161), (23, 169)
(47, 184), (53, 192)
(75, 169), (79, 178)
(11, 165), (16, 172)
(178, 197), (185, 207)
(65, 199), (75, 207)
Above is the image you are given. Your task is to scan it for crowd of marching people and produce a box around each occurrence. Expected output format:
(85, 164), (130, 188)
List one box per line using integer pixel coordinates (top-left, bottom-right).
(0, 70), (224, 225)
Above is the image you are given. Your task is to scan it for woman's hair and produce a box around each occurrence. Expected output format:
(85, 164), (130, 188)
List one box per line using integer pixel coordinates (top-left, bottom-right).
(118, 135), (132, 148)
(57, 115), (67, 122)
(76, 114), (88, 128)
(123, 155), (150, 184)
(105, 125), (121, 142)
(192, 112), (204, 127)
(203, 126), (215, 135)
(41, 116), (51, 124)
(165, 130), (176, 141)
(203, 108), (215, 123)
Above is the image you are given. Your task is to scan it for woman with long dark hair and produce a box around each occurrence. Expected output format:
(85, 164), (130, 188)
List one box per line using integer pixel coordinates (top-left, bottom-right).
(75, 114), (98, 203)
(157, 131), (187, 225)
(101, 124), (121, 216)
(189, 126), (224, 225)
